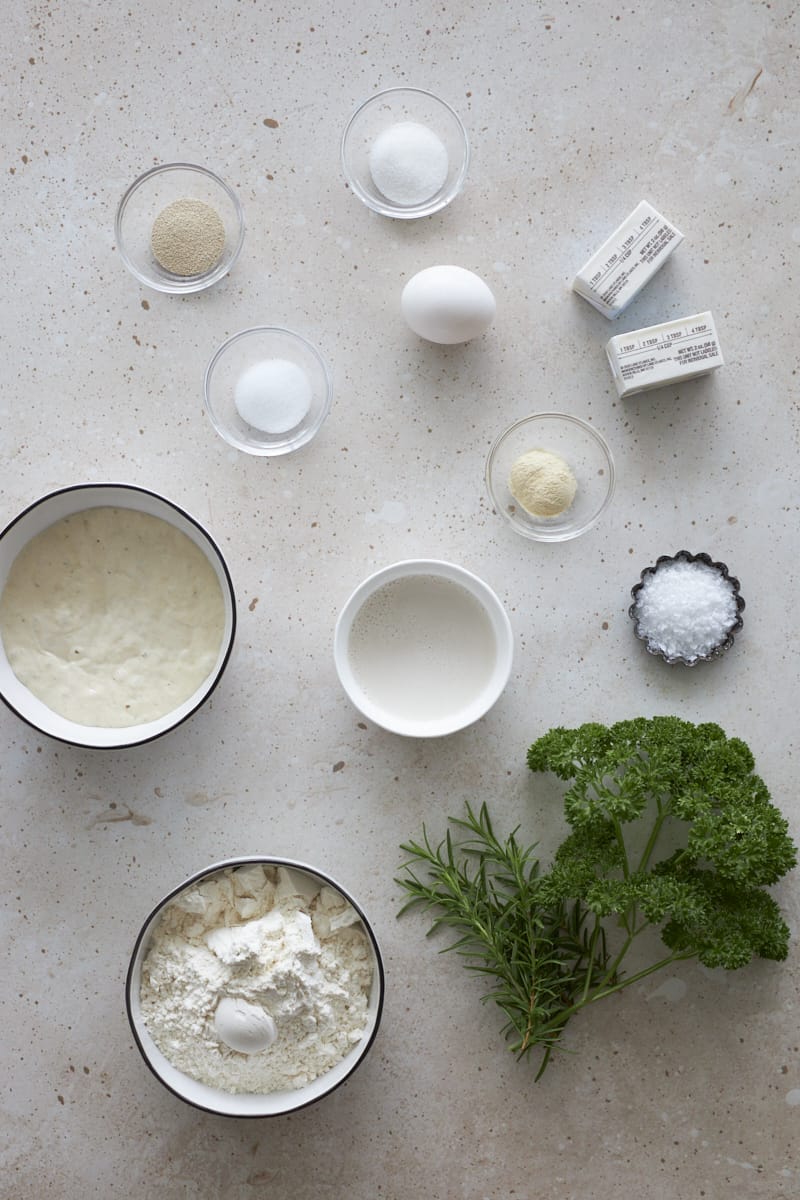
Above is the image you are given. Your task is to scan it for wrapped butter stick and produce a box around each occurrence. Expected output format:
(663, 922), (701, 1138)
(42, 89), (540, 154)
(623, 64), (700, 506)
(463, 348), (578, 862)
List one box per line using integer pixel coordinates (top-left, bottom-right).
(573, 200), (683, 318)
(606, 312), (724, 398)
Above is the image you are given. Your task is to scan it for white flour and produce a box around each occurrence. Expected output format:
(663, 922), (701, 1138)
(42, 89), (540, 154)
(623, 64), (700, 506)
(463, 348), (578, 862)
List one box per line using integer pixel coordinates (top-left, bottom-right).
(139, 864), (374, 1094)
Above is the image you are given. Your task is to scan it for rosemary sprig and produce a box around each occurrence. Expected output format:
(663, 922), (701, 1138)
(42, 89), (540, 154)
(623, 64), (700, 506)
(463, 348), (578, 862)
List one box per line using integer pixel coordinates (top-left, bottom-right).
(396, 802), (610, 1078)
(398, 720), (797, 1080)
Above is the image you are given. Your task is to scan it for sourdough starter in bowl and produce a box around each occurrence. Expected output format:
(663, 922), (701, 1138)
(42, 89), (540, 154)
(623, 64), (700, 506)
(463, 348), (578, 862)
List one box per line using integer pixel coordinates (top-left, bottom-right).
(0, 506), (225, 727)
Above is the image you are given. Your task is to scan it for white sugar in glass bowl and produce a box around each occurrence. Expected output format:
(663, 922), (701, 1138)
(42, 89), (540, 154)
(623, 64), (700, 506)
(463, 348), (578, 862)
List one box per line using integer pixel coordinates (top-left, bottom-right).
(204, 326), (332, 456)
(126, 857), (385, 1117)
(334, 559), (513, 737)
(341, 87), (469, 219)
(486, 412), (615, 543)
(0, 484), (236, 748)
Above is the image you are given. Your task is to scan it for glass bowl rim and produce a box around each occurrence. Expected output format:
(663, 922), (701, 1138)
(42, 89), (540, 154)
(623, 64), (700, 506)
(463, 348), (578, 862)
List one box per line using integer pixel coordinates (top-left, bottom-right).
(485, 411), (616, 542)
(203, 325), (333, 457)
(115, 162), (245, 294)
(340, 86), (470, 219)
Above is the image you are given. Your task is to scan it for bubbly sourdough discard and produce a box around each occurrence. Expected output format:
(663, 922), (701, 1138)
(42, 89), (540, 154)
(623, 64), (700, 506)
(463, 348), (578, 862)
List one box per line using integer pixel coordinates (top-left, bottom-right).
(0, 506), (226, 727)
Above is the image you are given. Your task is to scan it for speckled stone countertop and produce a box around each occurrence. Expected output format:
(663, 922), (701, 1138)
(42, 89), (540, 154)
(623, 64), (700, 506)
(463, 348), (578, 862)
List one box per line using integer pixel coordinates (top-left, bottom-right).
(2, 1), (799, 1197)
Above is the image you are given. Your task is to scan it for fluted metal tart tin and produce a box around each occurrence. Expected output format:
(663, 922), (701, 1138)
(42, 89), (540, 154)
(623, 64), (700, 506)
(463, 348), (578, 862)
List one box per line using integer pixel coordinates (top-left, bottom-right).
(629, 550), (745, 666)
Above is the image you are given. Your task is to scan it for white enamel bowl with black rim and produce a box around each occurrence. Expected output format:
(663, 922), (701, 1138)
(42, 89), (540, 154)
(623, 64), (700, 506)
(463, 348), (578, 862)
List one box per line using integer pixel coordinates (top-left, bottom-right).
(0, 484), (236, 748)
(126, 857), (385, 1117)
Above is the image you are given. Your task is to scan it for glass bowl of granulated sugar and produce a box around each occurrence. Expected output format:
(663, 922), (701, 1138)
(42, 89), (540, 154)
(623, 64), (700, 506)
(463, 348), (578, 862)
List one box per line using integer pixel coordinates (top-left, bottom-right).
(341, 87), (469, 218)
(116, 163), (245, 294)
(126, 857), (385, 1117)
(204, 325), (333, 457)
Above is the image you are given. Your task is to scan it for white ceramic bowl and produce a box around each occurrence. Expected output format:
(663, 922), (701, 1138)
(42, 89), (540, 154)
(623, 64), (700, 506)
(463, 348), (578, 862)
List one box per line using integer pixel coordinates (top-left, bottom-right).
(334, 559), (513, 737)
(126, 857), (385, 1117)
(0, 484), (236, 748)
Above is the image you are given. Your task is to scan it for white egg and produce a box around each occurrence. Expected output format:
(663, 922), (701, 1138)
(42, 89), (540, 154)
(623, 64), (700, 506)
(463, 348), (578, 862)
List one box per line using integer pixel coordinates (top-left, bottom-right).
(214, 997), (277, 1055)
(401, 265), (496, 344)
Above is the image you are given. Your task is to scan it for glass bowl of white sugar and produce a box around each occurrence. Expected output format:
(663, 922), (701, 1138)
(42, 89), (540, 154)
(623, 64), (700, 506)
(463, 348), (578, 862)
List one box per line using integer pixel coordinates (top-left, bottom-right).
(341, 87), (469, 218)
(204, 326), (333, 456)
(629, 551), (745, 665)
(334, 559), (513, 737)
(126, 857), (385, 1117)
(116, 163), (245, 294)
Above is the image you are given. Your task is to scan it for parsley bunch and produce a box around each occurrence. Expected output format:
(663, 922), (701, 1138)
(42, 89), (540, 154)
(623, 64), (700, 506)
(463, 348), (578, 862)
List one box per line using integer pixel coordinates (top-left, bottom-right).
(397, 717), (796, 1078)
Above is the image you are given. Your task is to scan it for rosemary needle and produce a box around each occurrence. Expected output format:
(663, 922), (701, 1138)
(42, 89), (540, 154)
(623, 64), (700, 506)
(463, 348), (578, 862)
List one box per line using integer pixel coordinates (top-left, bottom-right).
(396, 801), (610, 1078)
(397, 719), (796, 1079)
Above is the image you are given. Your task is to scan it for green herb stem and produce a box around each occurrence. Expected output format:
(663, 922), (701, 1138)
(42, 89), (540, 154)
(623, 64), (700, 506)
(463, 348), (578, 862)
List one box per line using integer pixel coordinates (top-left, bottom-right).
(637, 809), (667, 874)
(398, 718), (797, 1078)
(539, 947), (699, 1040)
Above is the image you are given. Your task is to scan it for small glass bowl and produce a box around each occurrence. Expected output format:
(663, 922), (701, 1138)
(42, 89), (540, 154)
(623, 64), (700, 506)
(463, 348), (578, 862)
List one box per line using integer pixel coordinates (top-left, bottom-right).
(341, 87), (469, 218)
(629, 551), (745, 666)
(204, 326), (332, 457)
(485, 413), (615, 542)
(115, 163), (245, 294)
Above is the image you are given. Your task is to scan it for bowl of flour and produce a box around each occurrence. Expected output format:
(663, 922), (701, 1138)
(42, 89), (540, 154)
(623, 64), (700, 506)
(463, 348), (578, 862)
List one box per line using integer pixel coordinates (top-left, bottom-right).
(126, 858), (384, 1117)
(0, 484), (236, 748)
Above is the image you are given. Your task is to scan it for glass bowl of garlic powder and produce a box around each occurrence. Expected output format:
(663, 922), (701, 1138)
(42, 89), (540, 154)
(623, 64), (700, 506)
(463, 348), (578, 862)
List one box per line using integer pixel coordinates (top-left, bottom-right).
(486, 412), (615, 542)
(116, 163), (245, 294)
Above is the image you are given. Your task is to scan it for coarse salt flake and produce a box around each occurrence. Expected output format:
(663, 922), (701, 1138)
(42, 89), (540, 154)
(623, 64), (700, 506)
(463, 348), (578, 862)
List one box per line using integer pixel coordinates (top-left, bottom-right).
(633, 559), (738, 661)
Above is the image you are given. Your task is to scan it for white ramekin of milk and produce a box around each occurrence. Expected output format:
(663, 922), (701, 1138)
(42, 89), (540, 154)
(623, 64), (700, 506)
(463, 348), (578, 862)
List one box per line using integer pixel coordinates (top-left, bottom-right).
(334, 560), (513, 737)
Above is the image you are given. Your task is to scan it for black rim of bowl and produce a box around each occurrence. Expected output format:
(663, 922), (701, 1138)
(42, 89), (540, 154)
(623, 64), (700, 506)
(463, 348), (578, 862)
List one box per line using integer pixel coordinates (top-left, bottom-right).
(125, 856), (386, 1117)
(0, 482), (237, 748)
(628, 549), (745, 666)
